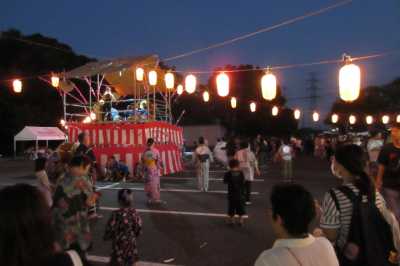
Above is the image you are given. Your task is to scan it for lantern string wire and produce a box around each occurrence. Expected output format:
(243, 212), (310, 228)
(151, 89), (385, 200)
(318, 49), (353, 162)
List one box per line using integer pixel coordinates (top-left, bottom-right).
(160, 0), (354, 62)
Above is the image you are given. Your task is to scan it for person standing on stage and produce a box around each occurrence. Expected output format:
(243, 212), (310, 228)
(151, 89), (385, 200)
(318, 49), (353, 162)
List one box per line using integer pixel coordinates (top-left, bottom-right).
(141, 138), (164, 204)
(192, 137), (214, 192)
(73, 132), (101, 219)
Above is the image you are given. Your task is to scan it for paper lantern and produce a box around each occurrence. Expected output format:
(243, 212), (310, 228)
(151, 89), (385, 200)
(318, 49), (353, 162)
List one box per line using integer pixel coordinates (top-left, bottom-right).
(90, 112), (96, 120)
(231, 97), (237, 108)
(149, 71), (157, 85)
(165, 73), (174, 89)
(64, 125), (68, 129)
(349, 115), (356, 124)
(203, 91), (209, 102)
(177, 85), (183, 95)
(262, 73), (277, 100)
(52, 76), (59, 87)
(13, 80), (22, 93)
(313, 112), (319, 122)
(382, 115), (390, 124)
(185, 74), (196, 94)
(294, 109), (300, 120)
(397, 115), (400, 123)
(339, 63), (361, 102)
(119, 71), (122, 76)
(272, 106), (278, 116)
(217, 73), (229, 97)
(136, 68), (144, 81)
(332, 114), (338, 123)
(60, 119), (65, 126)
(366, 116), (373, 125)
(250, 102), (256, 112)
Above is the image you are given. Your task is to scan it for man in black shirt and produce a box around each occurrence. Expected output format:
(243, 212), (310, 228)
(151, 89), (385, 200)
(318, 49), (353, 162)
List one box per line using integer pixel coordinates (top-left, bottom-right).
(377, 123), (400, 221)
(73, 133), (101, 218)
(223, 159), (246, 227)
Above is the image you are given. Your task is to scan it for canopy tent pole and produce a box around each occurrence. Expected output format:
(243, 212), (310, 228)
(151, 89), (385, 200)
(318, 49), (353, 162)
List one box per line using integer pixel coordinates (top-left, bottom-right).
(168, 88), (171, 124)
(153, 85), (155, 122)
(14, 138), (16, 159)
(134, 64), (137, 124)
(147, 84), (150, 123)
(46, 140), (48, 147)
(36, 139), (38, 159)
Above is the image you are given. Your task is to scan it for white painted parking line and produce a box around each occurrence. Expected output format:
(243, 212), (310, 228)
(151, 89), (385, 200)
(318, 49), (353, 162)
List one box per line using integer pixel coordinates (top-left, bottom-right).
(98, 187), (259, 194)
(101, 207), (249, 218)
(160, 177), (264, 182)
(87, 255), (178, 266)
(97, 179), (136, 190)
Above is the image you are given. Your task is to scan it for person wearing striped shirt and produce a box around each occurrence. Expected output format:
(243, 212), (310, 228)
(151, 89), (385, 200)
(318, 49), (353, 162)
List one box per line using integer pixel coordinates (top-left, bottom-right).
(319, 144), (385, 254)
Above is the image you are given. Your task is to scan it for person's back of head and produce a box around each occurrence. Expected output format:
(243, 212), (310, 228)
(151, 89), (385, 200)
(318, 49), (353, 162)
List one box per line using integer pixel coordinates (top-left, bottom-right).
(229, 159), (239, 169)
(335, 144), (374, 195)
(240, 139), (249, 150)
(228, 135), (235, 143)
(281, 137), (290, 145)
(35, 157), (47, 172)
(78, 132), (86, 144)
(217, 138), (221, 142)
(270, 183), (316, 236)
(199, 137), (205, 145)
(0, 184), (56, 266)
(370, 130), (381, 139)
(118, 189), (134, 208)
(69, 154), (93, 169)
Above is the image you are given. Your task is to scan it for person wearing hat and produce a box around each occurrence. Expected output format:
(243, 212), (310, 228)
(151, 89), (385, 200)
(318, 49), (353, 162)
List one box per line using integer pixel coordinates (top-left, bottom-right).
(102, 87), (116, 121)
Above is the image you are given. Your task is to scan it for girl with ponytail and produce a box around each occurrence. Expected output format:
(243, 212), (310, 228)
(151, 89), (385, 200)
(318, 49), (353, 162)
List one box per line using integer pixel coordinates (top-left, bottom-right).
(317, 144), (386, 251)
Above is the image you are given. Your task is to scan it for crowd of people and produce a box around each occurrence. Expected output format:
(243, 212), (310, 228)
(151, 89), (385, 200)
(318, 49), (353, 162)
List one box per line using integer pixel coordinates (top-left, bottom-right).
(18, 146), (56, 161)
(2, 124), (400, 266)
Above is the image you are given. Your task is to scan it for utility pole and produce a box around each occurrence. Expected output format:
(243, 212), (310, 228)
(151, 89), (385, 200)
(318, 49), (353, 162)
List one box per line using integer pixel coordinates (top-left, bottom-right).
(305, 73), (320, 129)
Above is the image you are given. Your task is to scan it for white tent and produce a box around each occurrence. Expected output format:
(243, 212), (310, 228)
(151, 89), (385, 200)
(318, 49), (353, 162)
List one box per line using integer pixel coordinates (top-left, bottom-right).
(14, 126), (66, 157)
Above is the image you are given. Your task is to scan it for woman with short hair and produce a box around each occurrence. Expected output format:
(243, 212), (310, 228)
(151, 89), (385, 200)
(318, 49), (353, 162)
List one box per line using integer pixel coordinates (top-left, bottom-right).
(142, 138), (164, 204)
(52, 154), (102, 252)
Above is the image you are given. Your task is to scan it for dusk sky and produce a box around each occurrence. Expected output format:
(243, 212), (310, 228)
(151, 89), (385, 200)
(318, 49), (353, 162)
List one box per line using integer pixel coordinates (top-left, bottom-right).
(1, 0), (400, 128)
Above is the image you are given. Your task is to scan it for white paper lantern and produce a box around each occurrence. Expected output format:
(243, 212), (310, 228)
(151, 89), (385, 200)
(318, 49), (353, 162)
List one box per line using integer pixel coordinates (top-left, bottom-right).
(13, 80), (22, 93)
(136, 68), (144, 81)
(250, 102), (256, 112)
(397, 115), (400, 123)
(149, 71), (157, 85)
(332, 114), (338, 123)
(262, 73), (277, 100)
(52, 77), (59, 87)
(165, 73), (174, 89)
(382, 115), (390, 124)
(185, 74), (196, 94)
(313, 112), (319, 122)
(294, 109), (300, 120)
(349, 115), (356, 124)
(231, 97), (237, 108)
(60, 119), (65, 126)
(90, 112), (96, 120)
(339, 63), (361, 102)
(203, 91), (209, 102)
(177, 85), (183, 95)
(366, 116), (373, 125)
(272, 106), (278, 116)
(217, 73), (229, 97)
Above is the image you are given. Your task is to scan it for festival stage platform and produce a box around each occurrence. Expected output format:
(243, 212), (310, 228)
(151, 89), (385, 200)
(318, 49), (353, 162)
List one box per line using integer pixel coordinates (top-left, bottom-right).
(66, 121), (185, 175)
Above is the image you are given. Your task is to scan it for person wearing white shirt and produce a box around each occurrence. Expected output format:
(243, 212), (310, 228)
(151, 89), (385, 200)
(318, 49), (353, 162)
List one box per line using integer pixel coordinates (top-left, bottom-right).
(255, 183), (338, 266)
(368, 131), (383, 180)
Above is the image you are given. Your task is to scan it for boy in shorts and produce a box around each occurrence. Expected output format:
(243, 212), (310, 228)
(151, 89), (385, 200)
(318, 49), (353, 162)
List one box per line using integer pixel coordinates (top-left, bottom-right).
(223, 159), (246, 227)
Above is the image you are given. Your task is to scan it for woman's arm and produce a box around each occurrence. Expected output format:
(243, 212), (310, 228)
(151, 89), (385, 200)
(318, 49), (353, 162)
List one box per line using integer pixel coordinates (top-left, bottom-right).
(321, 228), (340, 242)
(86, 193), (99, 207)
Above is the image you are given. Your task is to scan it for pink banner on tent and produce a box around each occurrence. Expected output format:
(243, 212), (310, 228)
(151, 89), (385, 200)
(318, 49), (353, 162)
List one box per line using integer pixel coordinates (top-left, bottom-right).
(91, 143), (184, 175)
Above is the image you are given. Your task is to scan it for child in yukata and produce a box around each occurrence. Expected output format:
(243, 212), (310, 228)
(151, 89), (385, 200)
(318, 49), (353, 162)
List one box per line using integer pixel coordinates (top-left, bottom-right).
(223, 159), (246, 227)
(104, 189), (143, 266)
(133, 163), (143, 181)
